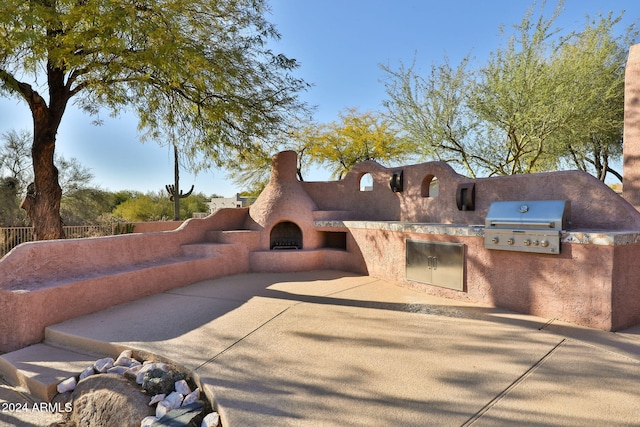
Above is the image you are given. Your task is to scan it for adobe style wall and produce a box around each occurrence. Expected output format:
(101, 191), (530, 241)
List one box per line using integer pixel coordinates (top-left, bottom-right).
(0, 208), (256, 352)
(303, 159), (640, 229)
(304, 149), (640, 331)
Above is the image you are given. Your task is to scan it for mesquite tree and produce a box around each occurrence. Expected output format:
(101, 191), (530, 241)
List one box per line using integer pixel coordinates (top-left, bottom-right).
(0, 0), (307, 239)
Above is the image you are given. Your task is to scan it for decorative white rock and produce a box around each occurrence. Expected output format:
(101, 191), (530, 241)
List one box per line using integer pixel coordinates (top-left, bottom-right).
(140, 415), (158, 427)
(136, 363), (157, 384)
(148, 394), (166, 406)
(182, 388), (200, 406)
(155, 362), (171, 372)
(175, 379), (191, 395)
(79, 366), (95, 380)
(155, 400), (172, 418)
(56, 377), (77, 394)
(107, 366), (129, 375)
(94, 357), (114, 373)
(164, 391), (184, 410)
(125, 364), (143, 380)
(201, 412), (220, 427)
(118, 349), (133, 359)
(114, 356), (136, 367)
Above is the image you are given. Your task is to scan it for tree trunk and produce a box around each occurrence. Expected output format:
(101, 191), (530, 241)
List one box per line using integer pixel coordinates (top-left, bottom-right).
(19, 83), (66, 240)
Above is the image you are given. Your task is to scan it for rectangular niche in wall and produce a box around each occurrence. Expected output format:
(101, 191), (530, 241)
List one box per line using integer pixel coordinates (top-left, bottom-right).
(322, 232), (347, 250)
(406, 239), (464, 291)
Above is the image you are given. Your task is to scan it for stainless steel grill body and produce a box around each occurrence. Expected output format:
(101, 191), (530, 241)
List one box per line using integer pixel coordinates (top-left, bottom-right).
(484, 200), (569, 254)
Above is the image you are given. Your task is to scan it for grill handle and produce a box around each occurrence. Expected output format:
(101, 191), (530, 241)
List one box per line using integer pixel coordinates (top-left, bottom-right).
(489, 220), (555, 229)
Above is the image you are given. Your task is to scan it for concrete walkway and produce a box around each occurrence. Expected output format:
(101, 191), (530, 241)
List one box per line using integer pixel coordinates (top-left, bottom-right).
(2, 270), (640, 426)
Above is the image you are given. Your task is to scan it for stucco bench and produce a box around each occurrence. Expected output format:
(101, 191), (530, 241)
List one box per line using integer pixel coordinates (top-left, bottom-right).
(0, 252), (224, 352)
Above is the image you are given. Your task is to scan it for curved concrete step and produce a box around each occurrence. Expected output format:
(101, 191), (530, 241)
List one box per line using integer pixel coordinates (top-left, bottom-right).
(0, 344), (100, 402)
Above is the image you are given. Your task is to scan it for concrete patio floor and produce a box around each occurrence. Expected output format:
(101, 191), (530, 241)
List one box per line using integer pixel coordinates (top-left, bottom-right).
(1, 270), (640, 426)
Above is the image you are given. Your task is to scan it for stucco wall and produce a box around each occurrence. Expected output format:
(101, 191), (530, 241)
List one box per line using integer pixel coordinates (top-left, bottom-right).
(0, 208), (252, 352)
(612, 244), (640, 329)
(127, 221), (183, 233)
(303, 159), (640, 230)
(624, 43), (640, 209)
(345, 226), (621, 331)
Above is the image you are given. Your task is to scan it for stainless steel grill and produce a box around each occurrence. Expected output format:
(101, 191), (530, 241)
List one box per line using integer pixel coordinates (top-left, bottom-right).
(484, 200), (570, 254)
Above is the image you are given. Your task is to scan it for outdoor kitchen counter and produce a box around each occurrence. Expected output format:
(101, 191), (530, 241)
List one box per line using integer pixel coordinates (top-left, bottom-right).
(314, 220), (640, 246)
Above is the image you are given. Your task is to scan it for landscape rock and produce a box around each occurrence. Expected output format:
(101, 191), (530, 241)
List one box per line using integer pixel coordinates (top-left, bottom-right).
(149, 393), (166, 406)
(126, 363), (144, 380)
(119, 349), (133, 358)
(164, 391), (184, 410)
(183, 388), (200, 406)
(175, 379), (191, 395)
(115, 355), (137, 367)
(78, 366), (95, 380)
(94, 357), (114, 373)
(154, 362), (172, 372)
(52, 390), (73, 413)
(107, 365), (129, 375)
(136, 363), (158, 384)
(64, 374), (154, 427)
(53, 353), (215, 427)
(142, 368), (186, 396)
(201, 412), (220, 427)
(154, 401), (204, 427)
(140, 415), (158, 426)
(56, 377), (77, 393)
(156, 400), (173, 418)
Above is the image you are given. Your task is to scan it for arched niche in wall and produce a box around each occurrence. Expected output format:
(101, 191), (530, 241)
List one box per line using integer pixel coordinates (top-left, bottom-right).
(421, 175), (439, 198)
(359, 173), (374, 191)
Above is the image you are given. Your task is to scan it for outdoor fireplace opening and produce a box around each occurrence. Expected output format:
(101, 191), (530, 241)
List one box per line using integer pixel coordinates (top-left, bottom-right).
(270, 221), (303, 250)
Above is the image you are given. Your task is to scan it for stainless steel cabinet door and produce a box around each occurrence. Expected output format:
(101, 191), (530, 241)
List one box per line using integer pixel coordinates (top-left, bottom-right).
(406, 240), (464, 291)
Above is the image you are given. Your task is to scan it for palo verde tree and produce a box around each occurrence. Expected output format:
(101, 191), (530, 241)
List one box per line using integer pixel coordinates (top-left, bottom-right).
(229, 109), (411, 188)
(382, 1), (637, 180)
(303, 108), (411, 180)
(0, 0), (307, 240)
(548, 13), (633, 181)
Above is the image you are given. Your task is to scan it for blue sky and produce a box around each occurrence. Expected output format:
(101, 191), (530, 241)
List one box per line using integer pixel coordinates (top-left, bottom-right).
(1, 0), (639, 197)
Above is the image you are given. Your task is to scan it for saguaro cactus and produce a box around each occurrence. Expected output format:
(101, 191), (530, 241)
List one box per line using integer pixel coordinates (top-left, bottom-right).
(165, 144), (194, 221)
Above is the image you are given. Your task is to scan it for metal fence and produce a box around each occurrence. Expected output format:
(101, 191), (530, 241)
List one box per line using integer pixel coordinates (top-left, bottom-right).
(1, 225), (113, 258)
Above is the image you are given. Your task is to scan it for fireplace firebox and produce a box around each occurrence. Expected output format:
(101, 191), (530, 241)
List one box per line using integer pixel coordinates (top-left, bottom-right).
(270, 221), (303, 250)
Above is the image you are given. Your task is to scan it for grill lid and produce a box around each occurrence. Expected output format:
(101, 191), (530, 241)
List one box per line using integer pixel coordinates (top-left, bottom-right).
(485, 200), (569, 230)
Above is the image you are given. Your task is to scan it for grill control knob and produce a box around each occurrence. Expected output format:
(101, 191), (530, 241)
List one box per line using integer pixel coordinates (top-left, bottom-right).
(523, 239), (531, 246)
(533, 240), (540, 246)
(507, 238), (515, 245)
(491, 237), (499, 244)
(540, 240), (549, 248)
